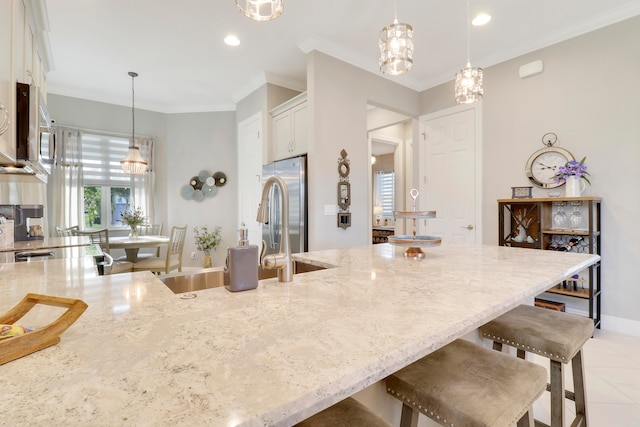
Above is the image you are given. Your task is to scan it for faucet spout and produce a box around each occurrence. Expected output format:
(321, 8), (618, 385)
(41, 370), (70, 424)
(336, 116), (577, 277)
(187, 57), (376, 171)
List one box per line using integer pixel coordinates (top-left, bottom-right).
(256, 176), (293, 282)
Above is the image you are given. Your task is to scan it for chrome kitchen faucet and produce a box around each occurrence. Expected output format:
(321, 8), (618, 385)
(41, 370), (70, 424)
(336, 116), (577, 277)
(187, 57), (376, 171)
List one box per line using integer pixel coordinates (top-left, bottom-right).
(256, 176), (293, 282)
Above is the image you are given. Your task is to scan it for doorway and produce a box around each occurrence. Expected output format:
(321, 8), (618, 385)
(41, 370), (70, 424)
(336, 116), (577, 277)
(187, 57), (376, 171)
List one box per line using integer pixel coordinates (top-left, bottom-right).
(367, 105), (413, 242)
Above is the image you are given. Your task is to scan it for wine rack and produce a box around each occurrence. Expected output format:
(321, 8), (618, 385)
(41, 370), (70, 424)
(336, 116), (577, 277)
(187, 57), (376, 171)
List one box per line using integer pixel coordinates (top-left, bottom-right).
(498, 197), (602, 328)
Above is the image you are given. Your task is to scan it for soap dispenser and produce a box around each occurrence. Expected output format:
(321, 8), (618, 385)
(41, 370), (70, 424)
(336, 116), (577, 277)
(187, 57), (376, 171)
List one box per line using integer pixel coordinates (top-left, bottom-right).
(225, 223), (259, 292)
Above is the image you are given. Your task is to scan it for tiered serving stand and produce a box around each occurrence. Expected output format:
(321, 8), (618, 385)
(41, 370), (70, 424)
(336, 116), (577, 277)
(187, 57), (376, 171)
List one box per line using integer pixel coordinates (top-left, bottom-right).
(388, 189), (441, 259)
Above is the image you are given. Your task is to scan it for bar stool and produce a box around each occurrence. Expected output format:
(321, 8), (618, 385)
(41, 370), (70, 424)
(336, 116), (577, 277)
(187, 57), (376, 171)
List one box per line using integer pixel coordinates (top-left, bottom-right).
(479, 304), (594, 427)
(295, 397), (392, 426)
(386, 339), (547, 427)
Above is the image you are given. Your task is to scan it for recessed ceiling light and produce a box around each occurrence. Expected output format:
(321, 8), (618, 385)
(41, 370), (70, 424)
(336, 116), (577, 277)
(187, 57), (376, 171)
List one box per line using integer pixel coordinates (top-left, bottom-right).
(472, 13), (491, 26)
(224, 35), (240, 46)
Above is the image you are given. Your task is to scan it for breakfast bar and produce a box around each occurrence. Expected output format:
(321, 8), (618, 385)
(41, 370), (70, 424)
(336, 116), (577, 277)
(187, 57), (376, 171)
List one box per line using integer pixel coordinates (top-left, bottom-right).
(0, 242), (599, 426)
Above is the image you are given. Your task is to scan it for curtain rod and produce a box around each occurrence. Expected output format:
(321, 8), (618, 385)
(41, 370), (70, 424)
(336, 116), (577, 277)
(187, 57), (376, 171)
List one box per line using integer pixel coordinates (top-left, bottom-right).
(56, 125), (155, 140)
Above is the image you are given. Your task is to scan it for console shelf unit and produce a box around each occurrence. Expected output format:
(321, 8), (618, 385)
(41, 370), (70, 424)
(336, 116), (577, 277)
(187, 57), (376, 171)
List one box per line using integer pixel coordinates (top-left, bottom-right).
(498, 197), (601, 328)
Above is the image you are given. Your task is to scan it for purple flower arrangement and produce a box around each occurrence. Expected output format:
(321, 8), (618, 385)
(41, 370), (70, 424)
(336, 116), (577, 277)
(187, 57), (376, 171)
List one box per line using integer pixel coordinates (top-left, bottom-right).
(553, 157), (591, 185)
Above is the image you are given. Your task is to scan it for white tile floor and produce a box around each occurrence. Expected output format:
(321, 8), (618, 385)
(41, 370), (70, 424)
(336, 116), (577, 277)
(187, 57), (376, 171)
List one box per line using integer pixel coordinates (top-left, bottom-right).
(531, 329), (640, 426)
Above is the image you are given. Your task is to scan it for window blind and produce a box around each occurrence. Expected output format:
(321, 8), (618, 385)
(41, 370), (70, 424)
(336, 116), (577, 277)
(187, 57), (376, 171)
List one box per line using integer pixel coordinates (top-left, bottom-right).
(81, 133), (132, 186)
(375, 171), (395, 218)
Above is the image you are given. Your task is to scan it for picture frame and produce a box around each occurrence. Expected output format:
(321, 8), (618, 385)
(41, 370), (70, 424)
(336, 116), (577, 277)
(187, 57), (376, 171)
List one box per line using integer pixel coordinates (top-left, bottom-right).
(338, 181), (351, 210)
(337, 212), (351, 229)
(338, 160), (350, 178)
(511, 186), (533, 199)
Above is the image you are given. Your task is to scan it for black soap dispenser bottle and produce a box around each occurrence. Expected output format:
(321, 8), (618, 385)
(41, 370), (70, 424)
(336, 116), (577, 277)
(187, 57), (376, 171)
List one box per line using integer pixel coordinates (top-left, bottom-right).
(225, 223), (259, 292)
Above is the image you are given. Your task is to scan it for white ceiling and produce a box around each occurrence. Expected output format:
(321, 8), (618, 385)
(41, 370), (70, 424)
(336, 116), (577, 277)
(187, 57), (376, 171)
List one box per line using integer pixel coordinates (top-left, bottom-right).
(44, 0), (640, 114)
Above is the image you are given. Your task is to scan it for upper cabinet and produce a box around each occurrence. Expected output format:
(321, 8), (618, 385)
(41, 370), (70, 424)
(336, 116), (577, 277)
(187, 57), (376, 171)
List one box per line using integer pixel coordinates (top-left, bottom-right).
(0, 0), (52, 172)
(270, 92), (307, 161)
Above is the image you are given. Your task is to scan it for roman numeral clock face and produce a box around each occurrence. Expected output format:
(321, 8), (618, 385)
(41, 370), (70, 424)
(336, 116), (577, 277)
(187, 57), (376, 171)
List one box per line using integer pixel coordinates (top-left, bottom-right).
(525, 147), (574, 188)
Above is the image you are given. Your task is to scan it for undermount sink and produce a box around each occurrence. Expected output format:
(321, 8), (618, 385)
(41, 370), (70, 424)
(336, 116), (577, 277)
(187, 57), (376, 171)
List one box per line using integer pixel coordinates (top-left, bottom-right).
(160, 260), (328, 294)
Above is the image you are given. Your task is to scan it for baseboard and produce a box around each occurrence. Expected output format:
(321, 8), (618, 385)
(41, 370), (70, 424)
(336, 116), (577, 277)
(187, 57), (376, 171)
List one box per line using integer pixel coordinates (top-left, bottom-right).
(563, 306), (640, 337)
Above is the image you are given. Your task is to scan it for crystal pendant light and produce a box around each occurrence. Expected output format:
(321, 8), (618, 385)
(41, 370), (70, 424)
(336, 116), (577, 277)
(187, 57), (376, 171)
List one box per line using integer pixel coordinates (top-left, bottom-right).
(379, 0), (413, 76)
(455, 0), (483, 104)
(120, 72), (147, 175)
(236, 0), (283, 21)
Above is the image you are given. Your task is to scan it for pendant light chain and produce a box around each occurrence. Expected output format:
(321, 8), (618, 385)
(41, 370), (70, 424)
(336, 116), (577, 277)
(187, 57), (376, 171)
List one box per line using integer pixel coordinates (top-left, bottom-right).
(466, 0), (470, 66)
(130, 71), (137, 148)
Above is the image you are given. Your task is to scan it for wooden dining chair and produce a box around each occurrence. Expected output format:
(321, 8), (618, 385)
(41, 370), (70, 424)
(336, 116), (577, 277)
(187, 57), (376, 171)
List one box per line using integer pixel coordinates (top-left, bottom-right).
(136, 224), (163, 258)
(133, 225), (187, 275)
(73, 228), (133, 274)
(56, 225), (79, 237)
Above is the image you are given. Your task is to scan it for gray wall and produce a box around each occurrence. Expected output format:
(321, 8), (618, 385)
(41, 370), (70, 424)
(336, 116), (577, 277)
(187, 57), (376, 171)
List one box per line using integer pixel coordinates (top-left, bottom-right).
(420, 16), (640, 326)
(48, 94), (238, 267)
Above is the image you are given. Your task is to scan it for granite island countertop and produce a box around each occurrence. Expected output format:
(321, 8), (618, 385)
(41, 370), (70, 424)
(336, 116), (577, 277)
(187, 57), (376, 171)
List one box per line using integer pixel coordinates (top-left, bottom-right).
(0, 242), (599, 426)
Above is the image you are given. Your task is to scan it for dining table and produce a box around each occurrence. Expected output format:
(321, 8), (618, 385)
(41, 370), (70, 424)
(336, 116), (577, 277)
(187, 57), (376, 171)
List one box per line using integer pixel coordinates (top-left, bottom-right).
(108, 235), (170, 262)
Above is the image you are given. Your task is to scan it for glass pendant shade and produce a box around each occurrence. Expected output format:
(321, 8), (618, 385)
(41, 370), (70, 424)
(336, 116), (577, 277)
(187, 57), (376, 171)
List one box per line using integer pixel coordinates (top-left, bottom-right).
(455, 63), (484, 104)
(379, 19), (413, 76)
(121, 145), (147, 174)
(236, 0), (283, 21)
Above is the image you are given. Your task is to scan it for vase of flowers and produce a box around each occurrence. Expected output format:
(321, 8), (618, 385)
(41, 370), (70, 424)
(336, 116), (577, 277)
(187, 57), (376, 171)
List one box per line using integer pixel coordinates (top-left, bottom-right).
(121, 207), (146, 239)
(553, 157), (590, 197)
(193, 225), (222, 268)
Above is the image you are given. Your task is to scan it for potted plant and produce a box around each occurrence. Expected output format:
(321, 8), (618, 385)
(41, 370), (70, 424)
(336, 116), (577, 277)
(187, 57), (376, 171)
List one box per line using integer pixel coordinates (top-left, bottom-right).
(193, 225), (222, 268)
(553, 157), (590, 197)
(120, 207), (147, 239)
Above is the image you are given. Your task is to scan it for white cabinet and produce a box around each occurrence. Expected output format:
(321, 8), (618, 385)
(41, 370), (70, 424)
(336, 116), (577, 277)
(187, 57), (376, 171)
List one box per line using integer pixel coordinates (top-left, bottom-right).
(0, 0), (49, 166)
(271, 92), (307, 161)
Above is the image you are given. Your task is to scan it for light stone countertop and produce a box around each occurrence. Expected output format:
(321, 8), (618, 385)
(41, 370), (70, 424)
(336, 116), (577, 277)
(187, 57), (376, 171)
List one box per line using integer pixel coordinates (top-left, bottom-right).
(0, 236), (90, 253)
(0, 242), (599, 426)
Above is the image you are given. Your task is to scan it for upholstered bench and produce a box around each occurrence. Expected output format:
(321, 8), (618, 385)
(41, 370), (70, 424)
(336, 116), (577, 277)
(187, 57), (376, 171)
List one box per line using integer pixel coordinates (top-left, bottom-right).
(386, 338), (547, 427)
(295, 397), (392, 426)
(479, 304), (594, 427)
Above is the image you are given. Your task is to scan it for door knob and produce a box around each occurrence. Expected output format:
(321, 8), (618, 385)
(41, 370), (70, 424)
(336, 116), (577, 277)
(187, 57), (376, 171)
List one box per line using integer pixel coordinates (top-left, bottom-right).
(462, 224), (474, 230)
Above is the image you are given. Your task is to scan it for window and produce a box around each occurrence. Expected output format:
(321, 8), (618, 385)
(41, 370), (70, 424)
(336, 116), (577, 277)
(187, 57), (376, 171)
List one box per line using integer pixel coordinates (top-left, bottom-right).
(82, 133), (135, 229)
(374, 171), (395, 218)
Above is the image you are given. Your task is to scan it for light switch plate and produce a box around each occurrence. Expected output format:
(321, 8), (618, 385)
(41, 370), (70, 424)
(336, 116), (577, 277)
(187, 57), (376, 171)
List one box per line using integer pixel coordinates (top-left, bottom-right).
(324, 204), (337, 216)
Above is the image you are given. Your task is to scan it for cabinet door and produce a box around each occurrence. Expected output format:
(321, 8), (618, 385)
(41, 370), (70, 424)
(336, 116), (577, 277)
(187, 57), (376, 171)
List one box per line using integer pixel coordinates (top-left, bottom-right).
(0, 0), (15, 159)
(273, 110), (292, 160)
(290, 102), (307, 157)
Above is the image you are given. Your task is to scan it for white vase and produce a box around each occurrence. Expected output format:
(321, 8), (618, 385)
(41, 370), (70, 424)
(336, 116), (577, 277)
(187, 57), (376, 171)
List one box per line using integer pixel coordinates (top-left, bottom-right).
(565, 176), (586, 197)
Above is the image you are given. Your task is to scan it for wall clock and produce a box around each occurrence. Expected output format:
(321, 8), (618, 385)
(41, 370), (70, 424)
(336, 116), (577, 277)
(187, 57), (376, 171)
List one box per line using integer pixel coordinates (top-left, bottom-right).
(525, 133), (574, 189)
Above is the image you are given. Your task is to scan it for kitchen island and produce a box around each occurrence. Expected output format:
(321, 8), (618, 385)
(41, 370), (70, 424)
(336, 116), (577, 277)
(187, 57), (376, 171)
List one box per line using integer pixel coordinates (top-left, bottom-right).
(0, 242), (599, 426)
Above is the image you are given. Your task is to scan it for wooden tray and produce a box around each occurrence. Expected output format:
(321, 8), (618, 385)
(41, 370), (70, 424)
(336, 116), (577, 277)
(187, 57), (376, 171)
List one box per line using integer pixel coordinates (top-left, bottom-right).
(0, 293), (88, 365)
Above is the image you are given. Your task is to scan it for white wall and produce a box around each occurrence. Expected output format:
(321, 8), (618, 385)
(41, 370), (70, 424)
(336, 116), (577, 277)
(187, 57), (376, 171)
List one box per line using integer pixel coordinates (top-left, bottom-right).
(307, 51), (420, 250)
(420, 16), (640, 327)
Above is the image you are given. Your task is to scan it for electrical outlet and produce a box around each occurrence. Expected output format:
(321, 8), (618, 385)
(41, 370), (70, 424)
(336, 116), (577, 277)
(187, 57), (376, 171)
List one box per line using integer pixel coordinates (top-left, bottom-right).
(190, 251), (196, 259)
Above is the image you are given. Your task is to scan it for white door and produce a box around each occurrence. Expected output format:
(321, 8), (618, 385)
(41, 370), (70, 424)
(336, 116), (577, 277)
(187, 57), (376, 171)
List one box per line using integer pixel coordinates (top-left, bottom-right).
(418, 105), (481, 244)
(237, 113), (263, 248)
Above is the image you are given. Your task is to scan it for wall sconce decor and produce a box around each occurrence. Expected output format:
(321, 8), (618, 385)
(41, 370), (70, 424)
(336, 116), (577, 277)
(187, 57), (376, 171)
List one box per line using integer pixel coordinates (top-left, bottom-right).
(181, 170), (227, 202)
(337, 149), (351, 229)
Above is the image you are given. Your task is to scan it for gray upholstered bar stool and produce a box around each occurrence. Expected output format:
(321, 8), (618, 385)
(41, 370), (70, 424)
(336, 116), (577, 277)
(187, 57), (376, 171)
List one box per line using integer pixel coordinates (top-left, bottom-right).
(479, 304), (594, 427)
(386, 339), (547, 427)
(295, 397), (392, 426)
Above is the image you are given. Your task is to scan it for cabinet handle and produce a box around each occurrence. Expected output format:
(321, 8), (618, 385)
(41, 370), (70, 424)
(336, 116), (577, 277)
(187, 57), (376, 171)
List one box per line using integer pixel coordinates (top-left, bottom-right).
(462, 224), (474, 230)
(0, 104), (9, 135)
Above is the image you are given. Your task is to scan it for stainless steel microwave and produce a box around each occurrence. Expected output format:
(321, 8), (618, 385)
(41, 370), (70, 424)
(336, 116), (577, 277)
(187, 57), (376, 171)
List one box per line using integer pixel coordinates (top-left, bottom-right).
(12, 83), (54, 173)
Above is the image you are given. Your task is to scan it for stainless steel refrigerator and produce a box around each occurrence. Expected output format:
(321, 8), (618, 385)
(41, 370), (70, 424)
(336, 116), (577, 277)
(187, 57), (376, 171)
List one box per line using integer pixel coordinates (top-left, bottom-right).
(261, 155), (308, 256)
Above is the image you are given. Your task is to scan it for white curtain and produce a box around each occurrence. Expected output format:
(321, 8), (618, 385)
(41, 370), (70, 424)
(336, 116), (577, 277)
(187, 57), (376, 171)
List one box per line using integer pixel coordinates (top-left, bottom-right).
(131, 138), (155, 224)
(48, 128), (84, 234)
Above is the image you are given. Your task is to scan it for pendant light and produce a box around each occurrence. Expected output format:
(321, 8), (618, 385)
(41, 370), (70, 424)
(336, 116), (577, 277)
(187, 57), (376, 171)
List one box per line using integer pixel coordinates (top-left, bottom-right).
(120, 71), (147, 175)
(379, 0), (413, 76)
(455, 0), (483, 104)
(236, 0), (283, 21)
